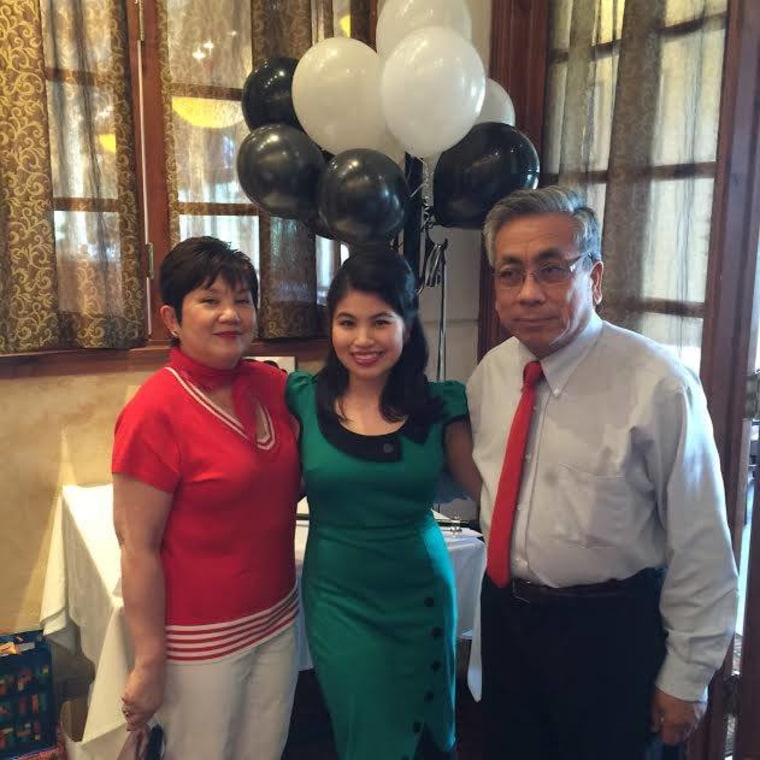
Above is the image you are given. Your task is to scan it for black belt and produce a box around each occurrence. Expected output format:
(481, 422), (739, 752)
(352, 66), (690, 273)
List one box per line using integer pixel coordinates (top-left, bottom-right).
(508, 567), (664, 605)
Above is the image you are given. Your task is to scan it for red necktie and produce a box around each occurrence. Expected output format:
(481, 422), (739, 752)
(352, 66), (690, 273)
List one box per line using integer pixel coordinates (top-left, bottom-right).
(486, 360), (544, 587)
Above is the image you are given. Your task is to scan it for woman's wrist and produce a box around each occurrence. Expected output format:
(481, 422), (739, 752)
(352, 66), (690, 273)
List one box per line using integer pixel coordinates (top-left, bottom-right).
(133, 650), (166, 671)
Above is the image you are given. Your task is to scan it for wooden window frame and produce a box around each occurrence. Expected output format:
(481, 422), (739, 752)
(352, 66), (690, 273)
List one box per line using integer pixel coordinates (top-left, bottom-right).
(0, 0), (332, 379)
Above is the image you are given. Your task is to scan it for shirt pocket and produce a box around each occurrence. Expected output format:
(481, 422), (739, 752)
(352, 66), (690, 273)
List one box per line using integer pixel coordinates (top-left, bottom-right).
(552, 464), (631, 548)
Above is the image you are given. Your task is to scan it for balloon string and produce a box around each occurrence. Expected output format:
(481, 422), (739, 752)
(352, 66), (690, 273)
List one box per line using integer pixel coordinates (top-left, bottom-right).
(408, 182), (425, 200)
(417, 233), (448, 295)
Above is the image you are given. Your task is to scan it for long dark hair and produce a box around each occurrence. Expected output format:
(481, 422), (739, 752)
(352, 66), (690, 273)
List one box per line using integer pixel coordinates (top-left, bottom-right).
(316, 247), (442, 425)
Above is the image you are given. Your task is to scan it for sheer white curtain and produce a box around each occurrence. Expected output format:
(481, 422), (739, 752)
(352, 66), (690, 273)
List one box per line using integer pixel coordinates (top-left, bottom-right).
(543, 0), (727, 372)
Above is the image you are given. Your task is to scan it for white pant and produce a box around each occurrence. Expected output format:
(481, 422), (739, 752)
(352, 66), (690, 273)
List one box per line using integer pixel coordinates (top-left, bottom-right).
(156, 625), (298, 760)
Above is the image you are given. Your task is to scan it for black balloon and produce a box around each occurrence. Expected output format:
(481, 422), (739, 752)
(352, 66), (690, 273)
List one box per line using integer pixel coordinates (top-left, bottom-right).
(317, 149), (410, 246)
(241, 57), (301, 131)
(433, 123), (540, 229)
(236, 124), (325, 221)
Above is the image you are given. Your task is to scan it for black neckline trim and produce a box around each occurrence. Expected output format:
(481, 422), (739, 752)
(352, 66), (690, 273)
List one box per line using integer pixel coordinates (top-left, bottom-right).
(318, 412), (432, 462)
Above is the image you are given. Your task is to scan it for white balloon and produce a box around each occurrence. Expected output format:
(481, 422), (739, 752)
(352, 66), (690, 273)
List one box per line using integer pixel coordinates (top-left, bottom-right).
(476, 78), (516, 126)
(376, 0), (472, 59)
(380, 26), (485, 158)
(292, 38), (394, 156)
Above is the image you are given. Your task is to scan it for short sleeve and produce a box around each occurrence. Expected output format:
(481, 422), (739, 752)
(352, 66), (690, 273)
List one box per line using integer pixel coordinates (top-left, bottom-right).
(285, 370), (316, 422)
(430, 380), (468, 424)
(112, 376), (181, 493)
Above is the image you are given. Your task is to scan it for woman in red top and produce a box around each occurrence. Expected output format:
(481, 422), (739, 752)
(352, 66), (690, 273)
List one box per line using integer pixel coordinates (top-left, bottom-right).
(112, 237), (301, 759)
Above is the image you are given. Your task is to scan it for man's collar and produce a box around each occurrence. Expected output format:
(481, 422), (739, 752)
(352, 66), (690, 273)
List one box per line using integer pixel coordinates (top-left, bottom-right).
(517, 313), (603, 396)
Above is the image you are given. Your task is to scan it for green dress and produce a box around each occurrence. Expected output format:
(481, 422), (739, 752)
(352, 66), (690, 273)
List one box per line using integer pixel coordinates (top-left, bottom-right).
(286, 372), (468, 760)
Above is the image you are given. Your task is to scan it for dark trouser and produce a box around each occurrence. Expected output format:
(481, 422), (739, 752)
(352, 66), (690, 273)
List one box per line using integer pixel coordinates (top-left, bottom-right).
(481, 569), (669, 760)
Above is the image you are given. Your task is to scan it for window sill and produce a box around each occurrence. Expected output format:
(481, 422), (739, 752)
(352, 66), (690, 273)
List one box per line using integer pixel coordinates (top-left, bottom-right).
(0, 337), (329, 380)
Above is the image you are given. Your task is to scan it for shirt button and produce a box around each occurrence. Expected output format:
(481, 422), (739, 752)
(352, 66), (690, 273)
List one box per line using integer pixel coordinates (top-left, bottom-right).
(431, 627), (442, 639)
(382, 443), (394, 454)
(413, 722), (422, 733)
(424, 691), (434, 702)
(424, 597), (435, 607)
(431, 660), (441, 671)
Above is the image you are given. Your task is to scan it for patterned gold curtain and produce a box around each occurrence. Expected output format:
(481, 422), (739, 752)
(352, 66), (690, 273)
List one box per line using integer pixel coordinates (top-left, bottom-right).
(0, 0), (145, 353)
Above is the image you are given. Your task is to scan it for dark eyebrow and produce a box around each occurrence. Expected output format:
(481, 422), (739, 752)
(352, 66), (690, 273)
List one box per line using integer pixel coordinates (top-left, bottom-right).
(334, 311), (395, 320)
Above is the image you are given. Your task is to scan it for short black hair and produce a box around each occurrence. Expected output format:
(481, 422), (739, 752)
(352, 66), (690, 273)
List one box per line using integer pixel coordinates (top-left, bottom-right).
(160, 236), (258, 334)
(316, 246), (442, 425)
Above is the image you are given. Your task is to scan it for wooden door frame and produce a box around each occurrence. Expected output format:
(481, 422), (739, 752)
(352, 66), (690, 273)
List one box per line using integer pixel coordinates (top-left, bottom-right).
(694, 0), (760, 757)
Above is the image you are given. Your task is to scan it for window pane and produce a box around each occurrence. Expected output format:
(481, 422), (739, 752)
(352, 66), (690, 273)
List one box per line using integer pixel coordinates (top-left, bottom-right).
(584, 183), (608, 225)
(47, 83), (118, 199)
(653, 26), (726, 165)
(178, 215), (260, 271)
(597, 0), (625, 44)
(549, 0), (625, 50)
(334, 0), (351, 37)
(641, 178), (713, 302)
(41, 0), (113, 74)
(54, 210), (124, 314)
(664, 0), (726, 26)
(166, 1), (252, 88)
(545, 53), (618, 175)
(172, 107), (249, 203)
(585, 54), (617, 171)
(638, 313), (702, 373)
(543, 63), (567, 175)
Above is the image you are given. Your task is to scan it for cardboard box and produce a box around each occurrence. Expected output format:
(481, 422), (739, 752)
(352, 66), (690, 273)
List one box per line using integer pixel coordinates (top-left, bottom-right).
(0, 632), (56, 759)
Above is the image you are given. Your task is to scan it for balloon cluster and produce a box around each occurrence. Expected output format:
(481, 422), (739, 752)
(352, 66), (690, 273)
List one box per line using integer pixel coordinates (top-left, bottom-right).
(235, 0), (540, 245)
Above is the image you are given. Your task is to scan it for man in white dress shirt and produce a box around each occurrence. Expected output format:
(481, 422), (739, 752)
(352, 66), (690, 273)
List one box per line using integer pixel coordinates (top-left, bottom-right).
(466, 186), (737, 759)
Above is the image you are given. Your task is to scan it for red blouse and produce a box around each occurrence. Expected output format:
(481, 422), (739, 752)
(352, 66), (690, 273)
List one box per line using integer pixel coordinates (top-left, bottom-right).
(112, 359), (301, 661)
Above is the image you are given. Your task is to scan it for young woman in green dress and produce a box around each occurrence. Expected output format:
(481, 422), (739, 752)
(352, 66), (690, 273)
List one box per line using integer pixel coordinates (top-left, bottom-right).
(286, 249), (481, 759)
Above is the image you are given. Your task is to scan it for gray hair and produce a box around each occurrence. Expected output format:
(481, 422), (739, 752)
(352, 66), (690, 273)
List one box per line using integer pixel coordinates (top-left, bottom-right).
(483, 185), (602, 266)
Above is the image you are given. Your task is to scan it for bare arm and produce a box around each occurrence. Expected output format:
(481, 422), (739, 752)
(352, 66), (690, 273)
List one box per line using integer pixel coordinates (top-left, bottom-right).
(444, 419), (482, 507)
(113, 473), (172, 730)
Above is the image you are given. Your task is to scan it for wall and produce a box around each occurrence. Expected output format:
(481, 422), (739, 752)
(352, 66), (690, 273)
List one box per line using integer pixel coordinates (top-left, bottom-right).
(0, 371), (152, 632)
(420, 227), (482, 383)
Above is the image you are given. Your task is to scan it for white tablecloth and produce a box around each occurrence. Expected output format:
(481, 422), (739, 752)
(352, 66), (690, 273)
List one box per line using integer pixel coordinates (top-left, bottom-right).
(41, 484), (485, 757)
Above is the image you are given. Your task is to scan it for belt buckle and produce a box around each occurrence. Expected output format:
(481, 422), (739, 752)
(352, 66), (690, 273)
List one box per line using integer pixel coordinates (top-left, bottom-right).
(511, 578), (532, 604)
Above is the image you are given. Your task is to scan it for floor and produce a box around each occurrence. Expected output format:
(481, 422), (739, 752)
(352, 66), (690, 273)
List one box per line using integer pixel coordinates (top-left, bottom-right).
(283, 670), (483, 759)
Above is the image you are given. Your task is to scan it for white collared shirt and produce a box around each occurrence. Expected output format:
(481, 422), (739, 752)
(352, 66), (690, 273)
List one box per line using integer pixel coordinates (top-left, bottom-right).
(467, 313), (738, 700)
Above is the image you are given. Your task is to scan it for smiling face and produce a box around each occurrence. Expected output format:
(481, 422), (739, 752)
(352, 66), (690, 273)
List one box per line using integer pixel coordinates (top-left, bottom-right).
(160, 276), (256, 369)
(493, 212), (603, 358)
(330, 289), (406, 387)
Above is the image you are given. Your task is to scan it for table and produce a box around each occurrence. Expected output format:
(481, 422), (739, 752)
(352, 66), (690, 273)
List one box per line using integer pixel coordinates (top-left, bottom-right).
(40, 484), (485, 758)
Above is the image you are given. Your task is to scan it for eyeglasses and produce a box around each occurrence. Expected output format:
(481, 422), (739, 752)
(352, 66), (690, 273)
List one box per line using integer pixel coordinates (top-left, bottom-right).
(494, 254), (589, 289)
